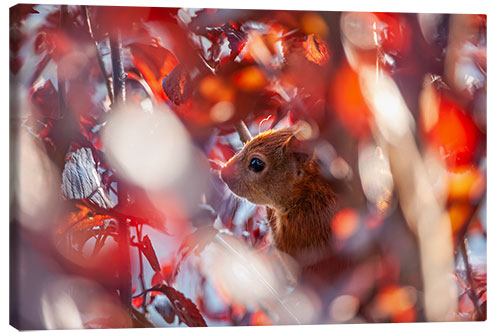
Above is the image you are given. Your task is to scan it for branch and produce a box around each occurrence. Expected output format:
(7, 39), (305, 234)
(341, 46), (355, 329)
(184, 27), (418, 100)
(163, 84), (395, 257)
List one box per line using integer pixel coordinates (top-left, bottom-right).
(234, 120), (252, 144)
(135, 224), (149, 313)
(110, 31), (126, 106)
(460, 237), (485, 320)
(81, 5), (114, 102)
(52, 4), (78, 171)
(359, 67), (458, 321)
(57, 5), (68, 119)
(109, 30), (132, 311)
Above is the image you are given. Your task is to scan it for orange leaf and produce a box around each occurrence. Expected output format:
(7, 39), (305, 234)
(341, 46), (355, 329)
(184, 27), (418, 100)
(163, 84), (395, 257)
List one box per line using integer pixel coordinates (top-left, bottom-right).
(58, 203), (114, 234)
(302, 34), (330, 66)
(129, 42), (179, 101)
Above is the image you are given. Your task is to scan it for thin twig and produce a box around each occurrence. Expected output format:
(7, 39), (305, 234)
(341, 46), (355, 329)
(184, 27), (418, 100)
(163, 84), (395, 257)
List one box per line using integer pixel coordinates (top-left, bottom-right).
(82, 5), (114, 101)
(57, 5), (68, 119)
(91, 226), (104, 258)
(460, 238), (485, 320)
(91, 228), (109, 258)
(234, 120), (252, 143)
(135, 224), (149, 314)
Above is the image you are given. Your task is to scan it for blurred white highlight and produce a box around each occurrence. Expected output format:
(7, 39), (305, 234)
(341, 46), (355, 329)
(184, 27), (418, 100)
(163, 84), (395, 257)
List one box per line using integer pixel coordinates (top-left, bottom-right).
(199, 233), (303, 324)
(41, 277), (131, 329)
(329, 294), (359, 322)
(15, 129), (59, 230)
(341, 13), (378, 50)
(102, 105), (191, 190)
(359, 66), (415, 141)
(201, 234), (280, 307)
(41, 288), (83, 329)
(358, 143), (394, 212)
(281, 287), (321, 324)
(210, 101), (235, 123)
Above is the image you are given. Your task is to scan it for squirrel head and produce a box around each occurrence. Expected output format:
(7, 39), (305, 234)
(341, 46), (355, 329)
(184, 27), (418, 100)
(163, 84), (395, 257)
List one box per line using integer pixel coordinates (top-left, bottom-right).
(221, 126), (314, 208)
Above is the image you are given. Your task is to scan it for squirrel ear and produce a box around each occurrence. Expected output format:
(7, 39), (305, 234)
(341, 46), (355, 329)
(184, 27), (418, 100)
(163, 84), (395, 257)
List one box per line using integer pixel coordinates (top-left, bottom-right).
(282, 134), (313, 169)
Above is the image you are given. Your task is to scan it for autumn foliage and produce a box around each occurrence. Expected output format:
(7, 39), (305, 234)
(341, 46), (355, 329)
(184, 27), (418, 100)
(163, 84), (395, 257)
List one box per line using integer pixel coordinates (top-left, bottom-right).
(10, 5), (486, 329)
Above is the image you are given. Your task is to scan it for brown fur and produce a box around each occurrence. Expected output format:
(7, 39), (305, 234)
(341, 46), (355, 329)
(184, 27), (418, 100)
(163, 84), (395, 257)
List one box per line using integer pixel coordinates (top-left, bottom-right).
(220, 127), (336, 259)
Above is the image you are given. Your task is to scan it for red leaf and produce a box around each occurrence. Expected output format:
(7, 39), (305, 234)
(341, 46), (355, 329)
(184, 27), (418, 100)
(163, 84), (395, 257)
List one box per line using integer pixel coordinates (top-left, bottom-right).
(148, 285), (207, 327)
(161, 262), (175, 284)
(151, 271), (164, 286)
(162, 64), (192, 105)
(425, 97), (480, 168)
(129, 42), (179, 101)
(141, 235), (161, 272)
(132, 296), (144, 309)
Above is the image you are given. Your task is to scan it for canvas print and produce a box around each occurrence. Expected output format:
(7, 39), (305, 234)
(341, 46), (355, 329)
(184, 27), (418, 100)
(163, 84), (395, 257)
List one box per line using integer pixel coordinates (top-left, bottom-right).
(10, 4), (486, 329)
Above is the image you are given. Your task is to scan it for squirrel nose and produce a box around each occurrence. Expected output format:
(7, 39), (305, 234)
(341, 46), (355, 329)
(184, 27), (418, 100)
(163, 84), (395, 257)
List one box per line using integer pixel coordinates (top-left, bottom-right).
(221, 162), (235, 184)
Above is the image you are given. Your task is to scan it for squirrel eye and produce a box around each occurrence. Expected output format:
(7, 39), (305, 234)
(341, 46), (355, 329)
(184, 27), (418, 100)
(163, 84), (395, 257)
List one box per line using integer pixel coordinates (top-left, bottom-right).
(248, 157), (265, 173)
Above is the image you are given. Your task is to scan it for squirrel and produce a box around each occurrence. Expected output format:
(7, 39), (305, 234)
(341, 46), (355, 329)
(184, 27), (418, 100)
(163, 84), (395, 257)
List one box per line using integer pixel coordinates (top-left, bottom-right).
(220, 126), (376, 323)
(220, 126), (337, 265)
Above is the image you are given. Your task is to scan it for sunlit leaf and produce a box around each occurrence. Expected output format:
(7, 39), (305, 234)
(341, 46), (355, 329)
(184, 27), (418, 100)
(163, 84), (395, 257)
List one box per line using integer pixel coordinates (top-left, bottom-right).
(130, 42), (179, 101)
(58, 203), (115, 234)
(425, 97), (480, 168)
(302, 34), (330, 66)
(141, 235), (161, 272)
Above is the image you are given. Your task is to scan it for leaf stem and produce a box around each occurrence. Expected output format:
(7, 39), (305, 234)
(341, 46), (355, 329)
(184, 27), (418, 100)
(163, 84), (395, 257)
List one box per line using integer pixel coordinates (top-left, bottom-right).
(135, 224), (149, 313)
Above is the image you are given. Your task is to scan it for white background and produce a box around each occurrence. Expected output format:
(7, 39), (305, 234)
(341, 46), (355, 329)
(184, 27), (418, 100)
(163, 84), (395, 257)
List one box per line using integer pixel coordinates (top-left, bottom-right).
(2, 0), (498, 332)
